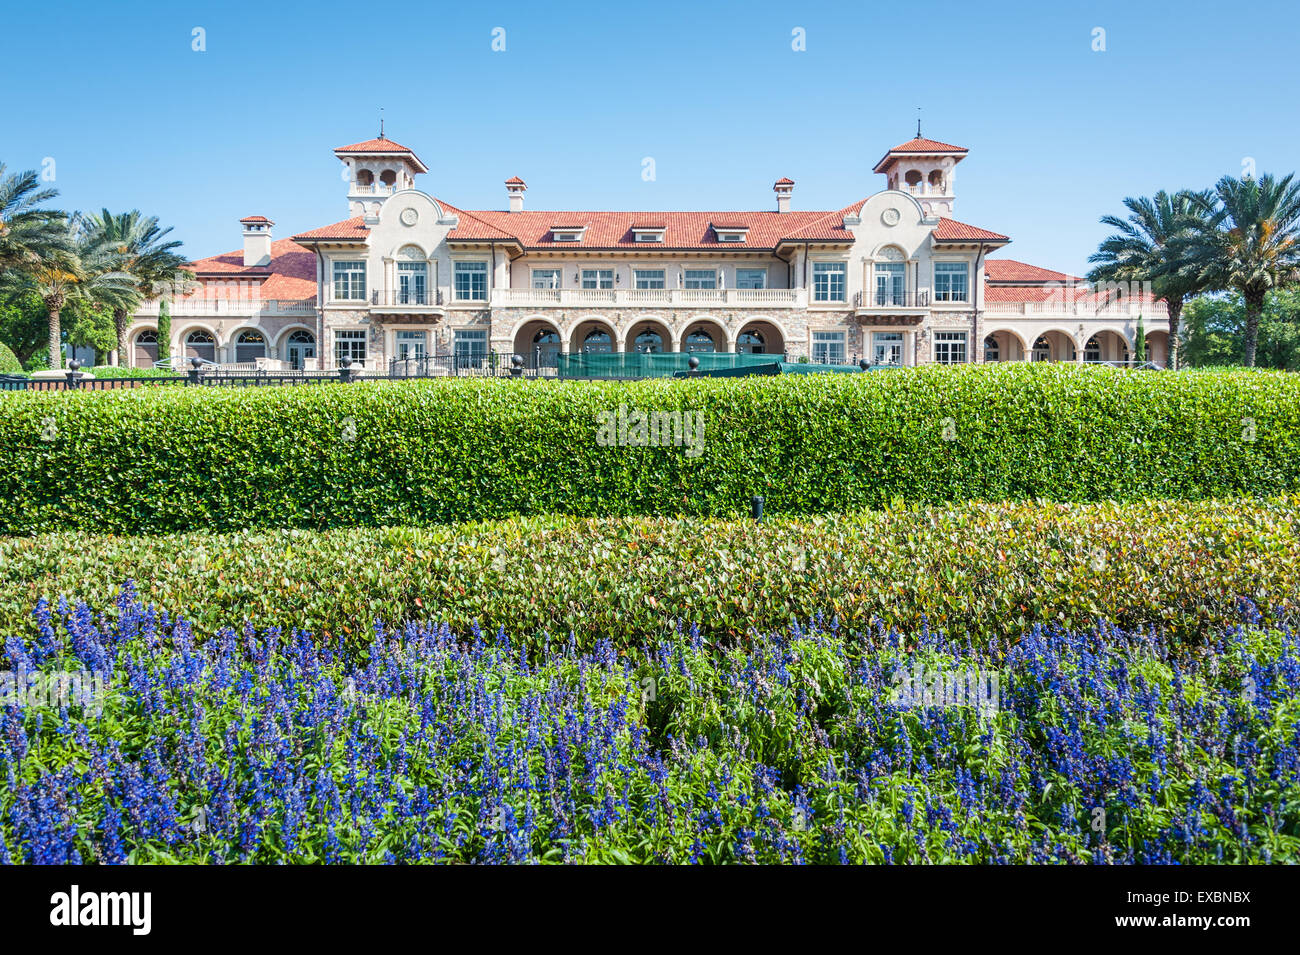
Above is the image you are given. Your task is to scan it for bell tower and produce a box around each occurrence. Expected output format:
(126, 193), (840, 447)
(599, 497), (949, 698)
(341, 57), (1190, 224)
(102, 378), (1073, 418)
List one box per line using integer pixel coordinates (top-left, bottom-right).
(334, 132), (429, 221)
(872, 131), (968, 218)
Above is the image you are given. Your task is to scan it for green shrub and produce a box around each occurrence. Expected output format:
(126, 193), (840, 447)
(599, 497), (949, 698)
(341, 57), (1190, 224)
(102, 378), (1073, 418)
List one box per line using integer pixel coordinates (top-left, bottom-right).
(0, 341), (21, 374)
(1, 364), (1299, 534)
(3, 498), (1296, 646)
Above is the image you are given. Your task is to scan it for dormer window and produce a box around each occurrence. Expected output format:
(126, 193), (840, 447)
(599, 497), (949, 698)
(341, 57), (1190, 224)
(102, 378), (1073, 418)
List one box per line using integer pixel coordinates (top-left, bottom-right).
(631, 223), (666, 243)
(711, 222), (749, 243)
(551, 225), (587, 242)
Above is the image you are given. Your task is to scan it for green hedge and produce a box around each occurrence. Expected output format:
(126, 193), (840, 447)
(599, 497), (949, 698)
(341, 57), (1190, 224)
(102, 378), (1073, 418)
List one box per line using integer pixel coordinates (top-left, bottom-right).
(1, 364), (1299, 534)
(3, 498), (1296, 646)
(0, 342), (20, 374)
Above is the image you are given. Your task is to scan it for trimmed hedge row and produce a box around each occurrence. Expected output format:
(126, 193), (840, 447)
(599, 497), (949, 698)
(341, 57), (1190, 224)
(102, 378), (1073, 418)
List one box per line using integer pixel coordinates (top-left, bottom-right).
(0, 364), (1298, 533)
(3, 498), (1297, 646)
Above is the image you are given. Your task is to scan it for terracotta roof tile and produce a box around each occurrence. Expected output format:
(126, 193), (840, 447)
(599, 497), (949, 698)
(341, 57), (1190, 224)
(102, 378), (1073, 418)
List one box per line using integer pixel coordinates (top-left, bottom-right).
(985, 259), (1083, 284)
(182, 238), (317, 302)
(291, 216), (370, 242)
(932, 217), (1010, 243)
(333, 137), (418, 154)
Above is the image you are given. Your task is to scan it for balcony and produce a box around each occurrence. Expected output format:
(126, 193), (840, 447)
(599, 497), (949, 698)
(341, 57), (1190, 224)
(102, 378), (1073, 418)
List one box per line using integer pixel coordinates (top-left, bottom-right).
(983, 301), (1170, 319)
(134, 298), (317, 317)
(488, 287), (807, 309)
(370, 289), (445, 314)
(854, 289), (930, 315)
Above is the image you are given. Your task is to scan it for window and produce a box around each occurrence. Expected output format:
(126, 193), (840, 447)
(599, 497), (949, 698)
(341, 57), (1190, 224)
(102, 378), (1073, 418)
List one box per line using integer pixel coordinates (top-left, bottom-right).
(634, 269), (665, 289)
(934, 331), (968, 364)
(634, 231), (665, 243)
(872, 331), (904, 366)
(235, 329), (266, 363)
(582, 329), (613, 354)
(684, 269), (717, 290)
(335, 330), (367, 367)
(1032, 336), (1051, 362)
(581, 269), (614, 289)
(551, 228), (585, 242)
(454, 261), (488, 301)
(454, 329), (488, 364)
(716, 232), (745, 243)
(684, 329), (717, 352)
(1084, 336), (1101, 362)
(933, 262), (969, 302)
(633, 327), (664, 352)
(874, 263), (905, 305)
(397, 261), (428, 304)
(984, 335), (1000, 363)
(332, 260), (366, 301)
(812, 331), (846, 363)
(812, 262), (846, 302)
(396, 329), (427, 359)
(735, 269), (767, 289)
(737, 329), (766, 354)
(531, 269), (562, 289)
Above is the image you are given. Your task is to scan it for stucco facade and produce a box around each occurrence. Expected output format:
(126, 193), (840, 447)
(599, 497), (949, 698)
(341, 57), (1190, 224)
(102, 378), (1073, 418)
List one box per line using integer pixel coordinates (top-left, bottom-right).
(124, 133), (1169, 371)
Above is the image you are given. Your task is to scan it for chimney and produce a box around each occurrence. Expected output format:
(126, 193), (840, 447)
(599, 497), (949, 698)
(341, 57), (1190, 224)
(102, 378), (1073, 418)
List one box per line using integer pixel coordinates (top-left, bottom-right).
(773, 178), (794, 214)
(505, 176), (527, 213)
(240, 216), (274, 267)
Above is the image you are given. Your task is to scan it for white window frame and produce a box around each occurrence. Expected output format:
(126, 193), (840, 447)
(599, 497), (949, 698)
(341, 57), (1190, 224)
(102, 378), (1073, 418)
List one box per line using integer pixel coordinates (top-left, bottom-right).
(453, 260), (489, 301)
(933, 331), (968, 364)
(395, 329), (427, 359)
(812, 330), (846, 363)
(634, 269), (666, 289)
(812, 261), (847, 302)
(735, 268), (767, 289)
(334, 329), (367, 367)
(933, 261), (970, 303)
(531, 268), (562, 290)
(331, 260), (367, 302)
(683, 268), (717, 290)
(581, 268), (614, 289)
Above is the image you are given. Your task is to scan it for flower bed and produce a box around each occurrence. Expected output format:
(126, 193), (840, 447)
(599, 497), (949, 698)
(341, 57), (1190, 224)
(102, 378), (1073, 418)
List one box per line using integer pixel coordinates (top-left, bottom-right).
(1, 585), (1296, 864)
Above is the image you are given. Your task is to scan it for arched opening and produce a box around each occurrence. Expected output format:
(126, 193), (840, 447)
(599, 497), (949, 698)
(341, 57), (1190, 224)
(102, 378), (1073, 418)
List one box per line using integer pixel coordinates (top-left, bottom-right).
(1084, 330), (1132, 365)
(355, 169), (374, 187)
(184, 329), (216, 363)
(736, 320), (784, 355)
(927, 169), (944, 190)
(133, 329), (158, 367)
(1032, 331), (1076, 363)
(682, 319), (726, 353)
(235, 329), (267, 364)
(570, 319), (617, 354)
(379, 169), (397, 188)
(629, 319), (672, 353)
(904, 169), (922, 192)
(283, 329), (315, 370)
(983, 330), (1027, 363)
(513, 319), (562, 369)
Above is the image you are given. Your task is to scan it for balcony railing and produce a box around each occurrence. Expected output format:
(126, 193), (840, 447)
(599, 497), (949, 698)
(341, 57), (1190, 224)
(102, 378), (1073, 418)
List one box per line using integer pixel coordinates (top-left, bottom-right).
(854, 290), (930, 308)
(349, 182), (398, 196)
(134, 298), (317, 317)
(983, 301), (1170, 318)
(370, 289), (444, 307)
(489, 287), (806, 308)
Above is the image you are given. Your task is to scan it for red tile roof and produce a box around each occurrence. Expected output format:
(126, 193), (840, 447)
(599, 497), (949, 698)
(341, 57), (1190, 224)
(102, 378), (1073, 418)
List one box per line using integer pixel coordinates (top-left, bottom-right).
(932, 217), (1010, 243)
(446, 207), (862, 249)
(504, 176), (526, 186)
(334, 137), (418, 155)
(985, 259), (1083, 284)
(239, 215), (273, 224)
(774, 177), (795, 186)
(873, 136), (969, 173)
(291, 216), (371, 242)
(182, 238), (317, 302)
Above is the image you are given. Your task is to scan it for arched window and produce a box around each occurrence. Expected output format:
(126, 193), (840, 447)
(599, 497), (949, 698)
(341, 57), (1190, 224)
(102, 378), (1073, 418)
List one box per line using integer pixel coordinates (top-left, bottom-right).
(737, 329), (765, 354)
(633, 328), (664, 353)
(1084, 336), (1101, 363)
(284, 329), (315, 370)
(928, 169), (945, 189)
(185, 329), (216, 362)
(984, 335), (1000, 363)
(1032, 336), (1052, 362)
(235, 329), (267, 363)
(904, 169), (922, 191)
(134, 329), (159, 367)
(582, 329), (612, 354)
(355, 169), (374, 187)
(685, 329), (716, 353)
(379, 169), (397, 187)
(136, 330), (158, 344)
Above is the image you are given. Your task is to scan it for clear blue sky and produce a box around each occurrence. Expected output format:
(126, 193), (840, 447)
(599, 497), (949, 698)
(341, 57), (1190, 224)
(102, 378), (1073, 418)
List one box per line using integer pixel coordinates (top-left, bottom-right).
(3, 0), (1295, 275)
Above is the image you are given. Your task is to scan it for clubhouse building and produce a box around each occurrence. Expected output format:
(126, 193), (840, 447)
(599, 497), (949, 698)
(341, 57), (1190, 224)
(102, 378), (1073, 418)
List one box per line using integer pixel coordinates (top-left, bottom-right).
(125, 133), (1169, 371)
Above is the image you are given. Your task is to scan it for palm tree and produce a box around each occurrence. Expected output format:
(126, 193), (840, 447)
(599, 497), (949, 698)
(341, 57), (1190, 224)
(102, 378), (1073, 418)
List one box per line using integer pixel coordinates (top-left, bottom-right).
(1088, 190), (1213, 369)
(0, 164), (67, 275)
(1180, 173), (1300, 367)
(81, 209), (190, 364)
(29, 219), (136, 369)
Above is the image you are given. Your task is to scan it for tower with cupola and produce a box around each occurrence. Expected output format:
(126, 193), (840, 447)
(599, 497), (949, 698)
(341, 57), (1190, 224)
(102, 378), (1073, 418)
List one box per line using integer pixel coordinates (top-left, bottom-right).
(872, 128), (968, 218)
(334, 130), (430, 221)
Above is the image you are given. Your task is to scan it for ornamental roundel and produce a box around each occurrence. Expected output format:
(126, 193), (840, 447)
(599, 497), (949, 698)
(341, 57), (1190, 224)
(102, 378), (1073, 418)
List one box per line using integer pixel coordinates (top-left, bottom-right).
(881, 207), (901, 227)
(400, 207), (419, 226)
